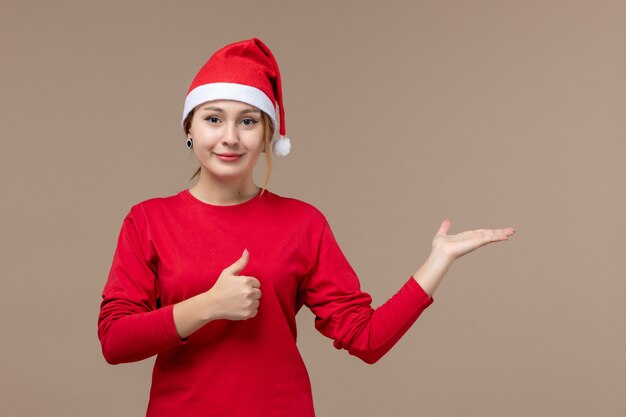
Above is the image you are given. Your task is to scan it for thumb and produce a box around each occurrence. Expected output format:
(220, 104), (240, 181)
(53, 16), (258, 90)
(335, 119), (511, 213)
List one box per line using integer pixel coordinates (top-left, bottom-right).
(225, 249), (249, 276)
(436, 219), (452, 236)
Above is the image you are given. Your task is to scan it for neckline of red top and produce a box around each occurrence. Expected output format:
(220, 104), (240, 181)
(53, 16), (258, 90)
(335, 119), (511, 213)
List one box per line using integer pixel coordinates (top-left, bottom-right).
(180, 188), (268, 211)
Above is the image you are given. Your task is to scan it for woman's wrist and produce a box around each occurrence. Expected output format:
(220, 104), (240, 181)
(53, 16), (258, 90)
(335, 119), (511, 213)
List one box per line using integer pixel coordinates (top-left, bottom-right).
(199, 290), (220, 322)
(173, 291), (219, 339)
(426, 244), (457, 266)
(412, 253), (453, 298)
(427, 250), (454, 269)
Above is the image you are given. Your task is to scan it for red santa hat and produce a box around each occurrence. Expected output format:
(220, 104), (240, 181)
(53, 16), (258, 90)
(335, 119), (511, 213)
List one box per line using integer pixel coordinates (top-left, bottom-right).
(181, 37), (291, 157)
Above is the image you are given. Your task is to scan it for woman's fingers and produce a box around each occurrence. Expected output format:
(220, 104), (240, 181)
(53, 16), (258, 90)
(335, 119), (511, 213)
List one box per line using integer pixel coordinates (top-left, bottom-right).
(485, 233), (508, 242)
(476, 229), (513, 240)
(476, 228), (516, 246)
(432, 224), (516, 262)
(470, 228), (516, 240)
(453, 226), (516, 236)
(474, 227), (515, 234)
(436, 219), (452, 236)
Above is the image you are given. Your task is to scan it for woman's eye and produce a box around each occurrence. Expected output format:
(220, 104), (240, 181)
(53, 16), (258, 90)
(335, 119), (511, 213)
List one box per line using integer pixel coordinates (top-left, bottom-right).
(206, 116), (220, 123)
(241, 118), (258, 126)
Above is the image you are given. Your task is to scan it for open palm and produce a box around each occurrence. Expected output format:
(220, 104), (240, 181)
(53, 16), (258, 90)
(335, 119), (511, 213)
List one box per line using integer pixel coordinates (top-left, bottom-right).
(431, 219), (516, 263)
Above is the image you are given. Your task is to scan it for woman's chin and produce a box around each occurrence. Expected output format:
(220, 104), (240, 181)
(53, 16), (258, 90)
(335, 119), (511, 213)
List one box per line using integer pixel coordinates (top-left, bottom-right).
(204, 168), (248, 181)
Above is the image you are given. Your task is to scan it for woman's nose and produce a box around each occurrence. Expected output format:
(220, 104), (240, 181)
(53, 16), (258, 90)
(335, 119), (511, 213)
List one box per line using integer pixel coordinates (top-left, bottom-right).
(222, 123), (239, 146)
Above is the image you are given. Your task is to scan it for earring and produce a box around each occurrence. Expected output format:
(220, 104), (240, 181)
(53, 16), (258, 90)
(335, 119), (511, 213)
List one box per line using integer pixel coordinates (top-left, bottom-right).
(186, 138), (193, 149)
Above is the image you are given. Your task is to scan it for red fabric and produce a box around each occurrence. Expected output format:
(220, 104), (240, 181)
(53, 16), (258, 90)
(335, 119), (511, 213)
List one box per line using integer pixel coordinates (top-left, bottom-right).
(186, 37), (287, 136)
(98, 189), (434, 417)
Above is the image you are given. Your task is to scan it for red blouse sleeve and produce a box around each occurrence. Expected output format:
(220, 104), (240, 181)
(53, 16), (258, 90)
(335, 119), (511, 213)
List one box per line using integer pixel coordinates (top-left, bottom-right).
(298, 219), (434, 364)
(97, 206), (186, 365)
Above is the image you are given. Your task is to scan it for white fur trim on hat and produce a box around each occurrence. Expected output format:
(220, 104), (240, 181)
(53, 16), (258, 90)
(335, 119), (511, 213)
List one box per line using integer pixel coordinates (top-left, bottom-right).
(182, 82), (277, 128)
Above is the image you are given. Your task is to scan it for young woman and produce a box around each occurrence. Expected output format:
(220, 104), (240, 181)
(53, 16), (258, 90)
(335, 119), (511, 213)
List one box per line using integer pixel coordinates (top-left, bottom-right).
(98, 37), (516, 417)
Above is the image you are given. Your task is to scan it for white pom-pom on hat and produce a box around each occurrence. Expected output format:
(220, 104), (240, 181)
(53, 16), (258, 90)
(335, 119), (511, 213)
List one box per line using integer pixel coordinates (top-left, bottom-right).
(272, 136), (291, 157)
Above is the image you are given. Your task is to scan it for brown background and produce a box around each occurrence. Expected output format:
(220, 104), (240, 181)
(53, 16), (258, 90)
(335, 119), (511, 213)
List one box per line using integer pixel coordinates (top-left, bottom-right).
(1, 0), (624, 416)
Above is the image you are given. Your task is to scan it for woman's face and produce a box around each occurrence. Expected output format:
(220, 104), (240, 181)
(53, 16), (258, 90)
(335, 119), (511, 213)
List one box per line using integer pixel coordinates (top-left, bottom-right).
(188, 99), (265, 183)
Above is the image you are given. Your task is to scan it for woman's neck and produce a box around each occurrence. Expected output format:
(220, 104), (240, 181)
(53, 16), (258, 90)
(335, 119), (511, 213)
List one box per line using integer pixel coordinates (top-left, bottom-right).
(190, 173), (260, 206)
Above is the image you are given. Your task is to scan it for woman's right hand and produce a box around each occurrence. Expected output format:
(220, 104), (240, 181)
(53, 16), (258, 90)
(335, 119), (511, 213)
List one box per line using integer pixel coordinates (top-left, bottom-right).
(207, 249), (262, 321)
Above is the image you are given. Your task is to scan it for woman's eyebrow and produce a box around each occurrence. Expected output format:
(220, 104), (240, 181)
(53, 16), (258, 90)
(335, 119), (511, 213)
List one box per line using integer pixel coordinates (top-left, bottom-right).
(200, 106), (261, 115)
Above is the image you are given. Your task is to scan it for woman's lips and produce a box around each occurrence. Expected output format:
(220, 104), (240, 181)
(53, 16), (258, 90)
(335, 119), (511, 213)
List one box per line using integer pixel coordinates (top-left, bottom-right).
(215, 153), (242, 162)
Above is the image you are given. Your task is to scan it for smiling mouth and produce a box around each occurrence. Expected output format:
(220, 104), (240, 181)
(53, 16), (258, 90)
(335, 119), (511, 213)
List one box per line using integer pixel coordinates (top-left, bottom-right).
(215, 153), (243, 161)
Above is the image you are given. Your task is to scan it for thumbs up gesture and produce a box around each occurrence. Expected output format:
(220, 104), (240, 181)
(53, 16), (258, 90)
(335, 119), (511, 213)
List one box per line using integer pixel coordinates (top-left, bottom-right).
(208, 249), (262, 321)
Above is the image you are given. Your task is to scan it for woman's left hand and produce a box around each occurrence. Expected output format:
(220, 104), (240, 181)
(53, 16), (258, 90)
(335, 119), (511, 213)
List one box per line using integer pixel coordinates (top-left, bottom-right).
(430, 219), (516, 264)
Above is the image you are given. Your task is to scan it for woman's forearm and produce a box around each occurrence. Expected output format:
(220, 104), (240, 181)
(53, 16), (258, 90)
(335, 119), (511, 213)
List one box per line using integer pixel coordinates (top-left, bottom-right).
(172, 291), (218, 339)
(412, 254), (453, 298)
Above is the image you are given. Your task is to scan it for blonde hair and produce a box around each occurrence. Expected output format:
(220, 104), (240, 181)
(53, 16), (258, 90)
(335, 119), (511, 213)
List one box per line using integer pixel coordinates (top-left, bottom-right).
(183, 109), (274, 197)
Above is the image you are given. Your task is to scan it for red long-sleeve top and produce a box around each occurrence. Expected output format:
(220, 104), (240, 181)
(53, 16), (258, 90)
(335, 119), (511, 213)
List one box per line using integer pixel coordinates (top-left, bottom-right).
(98, 188), (434, 417)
